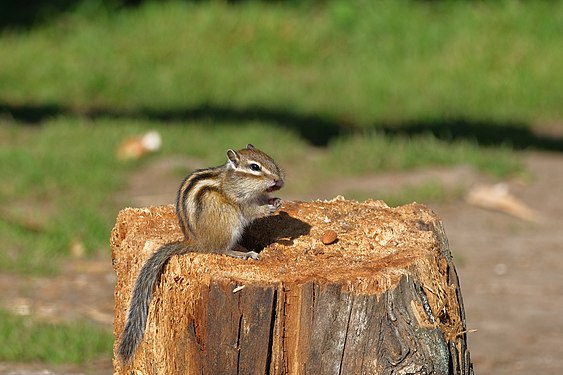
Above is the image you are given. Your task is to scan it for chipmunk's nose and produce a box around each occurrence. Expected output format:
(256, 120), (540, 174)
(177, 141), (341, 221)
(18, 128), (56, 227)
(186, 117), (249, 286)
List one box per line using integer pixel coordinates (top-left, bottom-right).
(267, 179), (284, 192)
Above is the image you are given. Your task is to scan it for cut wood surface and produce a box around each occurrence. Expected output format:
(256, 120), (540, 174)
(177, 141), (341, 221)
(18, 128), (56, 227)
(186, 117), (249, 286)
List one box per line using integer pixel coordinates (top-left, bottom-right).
(112, 197), (474, 374)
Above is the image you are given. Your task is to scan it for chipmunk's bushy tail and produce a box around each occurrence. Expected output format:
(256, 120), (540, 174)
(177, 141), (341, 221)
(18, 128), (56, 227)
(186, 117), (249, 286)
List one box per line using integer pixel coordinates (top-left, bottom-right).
(118, 242), (188, 363)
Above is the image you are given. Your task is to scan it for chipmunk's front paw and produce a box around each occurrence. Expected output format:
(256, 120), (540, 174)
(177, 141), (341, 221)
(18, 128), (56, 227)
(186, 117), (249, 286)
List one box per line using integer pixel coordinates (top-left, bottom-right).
(245, 251), (260, 260)
(226, 248), (261, 260)
(268, 198), (282, 214)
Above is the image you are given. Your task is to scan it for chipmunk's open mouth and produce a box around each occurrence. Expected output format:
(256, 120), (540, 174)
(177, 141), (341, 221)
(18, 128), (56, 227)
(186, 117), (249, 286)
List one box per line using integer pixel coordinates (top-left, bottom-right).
(266, 180), (284, 192)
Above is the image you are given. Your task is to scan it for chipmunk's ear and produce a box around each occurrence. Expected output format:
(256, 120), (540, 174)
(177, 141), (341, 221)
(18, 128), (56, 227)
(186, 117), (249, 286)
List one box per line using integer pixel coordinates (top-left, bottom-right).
(227, 149), (240, 168)
(246, 144), (255, 150)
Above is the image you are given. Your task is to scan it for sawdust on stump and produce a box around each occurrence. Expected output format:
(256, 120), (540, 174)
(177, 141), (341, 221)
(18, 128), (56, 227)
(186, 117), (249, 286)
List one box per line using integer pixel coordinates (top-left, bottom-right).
(112, 197), (473, 374)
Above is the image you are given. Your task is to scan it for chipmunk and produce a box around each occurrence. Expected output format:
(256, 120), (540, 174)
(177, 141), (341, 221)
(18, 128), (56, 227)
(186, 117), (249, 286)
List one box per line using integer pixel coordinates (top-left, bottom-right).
(117, 144), (284, 363)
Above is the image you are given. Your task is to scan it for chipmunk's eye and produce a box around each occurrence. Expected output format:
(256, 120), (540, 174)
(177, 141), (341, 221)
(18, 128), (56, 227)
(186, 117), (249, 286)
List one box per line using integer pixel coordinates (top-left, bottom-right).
(249, 163), (261, 172)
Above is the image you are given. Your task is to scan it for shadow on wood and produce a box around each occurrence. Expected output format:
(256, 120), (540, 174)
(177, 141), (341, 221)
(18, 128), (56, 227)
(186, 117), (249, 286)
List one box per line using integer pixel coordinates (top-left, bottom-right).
(240, 211), (312, 253)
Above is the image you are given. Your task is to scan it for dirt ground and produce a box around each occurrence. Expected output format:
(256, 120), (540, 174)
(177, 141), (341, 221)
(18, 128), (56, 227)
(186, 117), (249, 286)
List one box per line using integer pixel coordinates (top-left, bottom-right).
(0, 150), (561, 374)
(435, 152), (563, 375)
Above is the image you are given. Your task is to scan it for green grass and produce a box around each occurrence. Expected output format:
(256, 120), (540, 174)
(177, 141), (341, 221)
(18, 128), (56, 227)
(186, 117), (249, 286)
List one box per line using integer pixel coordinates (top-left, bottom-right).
(326, 132), (523, 178)
(0, 1), (561, 125)
(0, 120), (131, 274)
(0, 309), (112, 364)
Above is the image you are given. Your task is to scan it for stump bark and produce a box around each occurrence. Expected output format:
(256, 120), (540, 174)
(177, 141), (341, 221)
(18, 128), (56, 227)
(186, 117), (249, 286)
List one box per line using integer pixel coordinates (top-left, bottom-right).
(112, 198), (474, 374)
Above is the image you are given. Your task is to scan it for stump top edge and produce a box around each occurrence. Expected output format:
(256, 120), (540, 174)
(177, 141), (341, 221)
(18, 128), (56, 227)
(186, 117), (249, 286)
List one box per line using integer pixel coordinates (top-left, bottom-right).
(112, 198), (444, 294)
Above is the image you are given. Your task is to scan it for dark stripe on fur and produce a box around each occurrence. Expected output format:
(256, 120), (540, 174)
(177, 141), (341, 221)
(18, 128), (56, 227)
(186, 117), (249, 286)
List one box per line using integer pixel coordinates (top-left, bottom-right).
(176, 169), (218, 238)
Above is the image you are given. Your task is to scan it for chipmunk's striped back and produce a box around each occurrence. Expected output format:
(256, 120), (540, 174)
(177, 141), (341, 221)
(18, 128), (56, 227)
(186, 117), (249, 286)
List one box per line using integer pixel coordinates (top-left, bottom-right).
(175, 166), (223, 239)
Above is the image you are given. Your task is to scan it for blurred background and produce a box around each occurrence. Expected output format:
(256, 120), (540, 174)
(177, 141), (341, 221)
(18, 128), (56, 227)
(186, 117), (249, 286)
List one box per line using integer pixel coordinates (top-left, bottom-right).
(0, 0), (562, 374)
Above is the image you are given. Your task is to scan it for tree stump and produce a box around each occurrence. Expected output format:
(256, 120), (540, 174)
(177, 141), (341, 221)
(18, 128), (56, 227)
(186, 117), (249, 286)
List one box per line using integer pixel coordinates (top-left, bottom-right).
(112, 198), (474, 374)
